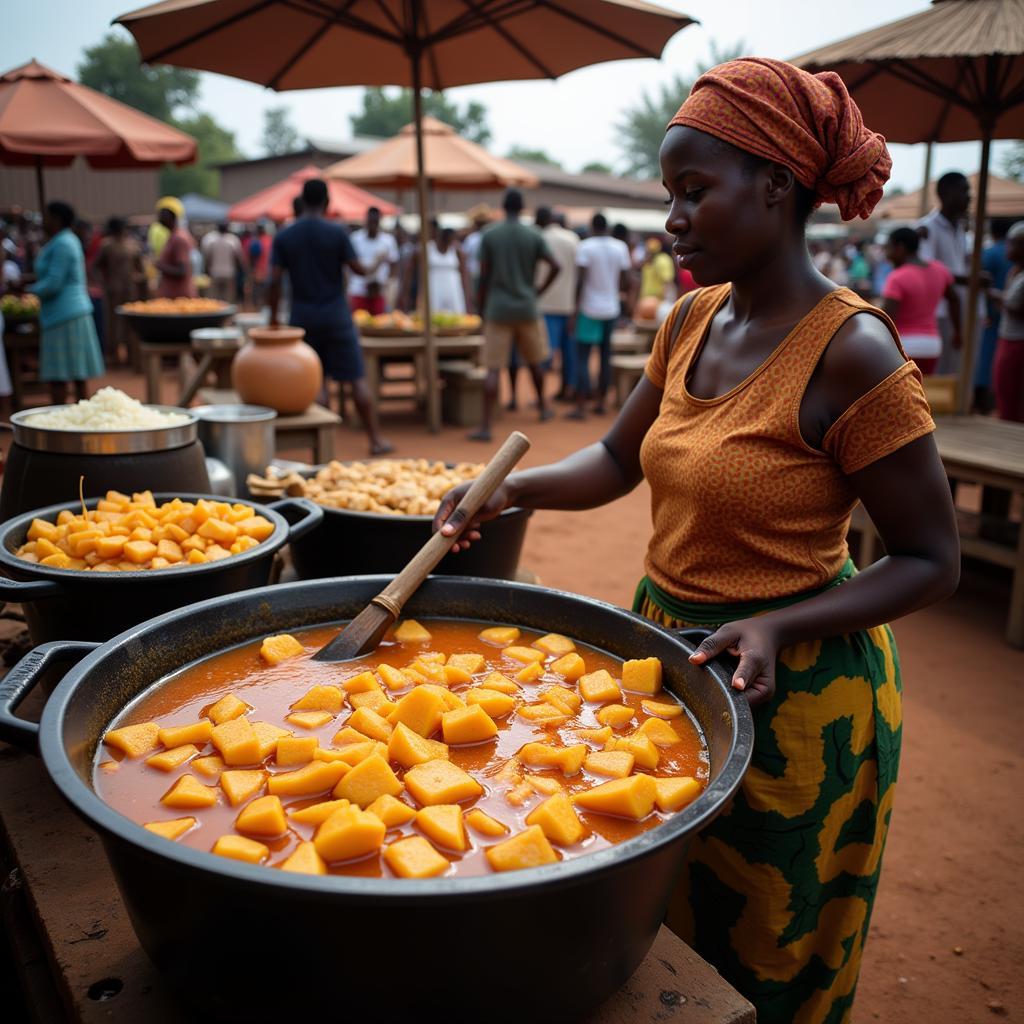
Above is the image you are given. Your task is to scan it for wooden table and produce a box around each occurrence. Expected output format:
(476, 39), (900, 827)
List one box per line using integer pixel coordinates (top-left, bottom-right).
(360, 334), (484, 419)
(851, 415), (1024, 646)
(3, 319), (44, 411)
(196, 388), (340, 464)
(178, 328), (243, 406)
(139, 341), (193, 405)
(0, 745), (754, 1024)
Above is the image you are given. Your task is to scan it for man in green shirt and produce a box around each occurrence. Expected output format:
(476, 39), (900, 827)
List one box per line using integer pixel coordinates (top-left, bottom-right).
(473, 189), (560, 441)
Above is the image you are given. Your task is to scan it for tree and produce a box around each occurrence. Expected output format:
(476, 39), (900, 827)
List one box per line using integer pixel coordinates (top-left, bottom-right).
(160, 113), (243, 197)
(351, 87), (491, 145)
(615, 41), (746, 179)
(77, 32), (199, 122)
(507, 146), (562, 168)
(1003, 142), (1024, 181)
(581, 161), (613, 175)
(262, 106), (301, 156)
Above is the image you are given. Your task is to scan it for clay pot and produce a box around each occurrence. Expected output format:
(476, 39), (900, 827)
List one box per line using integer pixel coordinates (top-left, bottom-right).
(232, 326), (322, 415)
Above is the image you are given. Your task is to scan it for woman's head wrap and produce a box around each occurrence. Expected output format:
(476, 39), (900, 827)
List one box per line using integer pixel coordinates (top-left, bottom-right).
(667, 58), (891, 221)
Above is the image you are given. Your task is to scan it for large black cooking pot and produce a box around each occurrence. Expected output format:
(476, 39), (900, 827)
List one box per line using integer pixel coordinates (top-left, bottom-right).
(0, 492), (322, 644)
(289, 500), (533, 580)
(0, 576), (752, 1023)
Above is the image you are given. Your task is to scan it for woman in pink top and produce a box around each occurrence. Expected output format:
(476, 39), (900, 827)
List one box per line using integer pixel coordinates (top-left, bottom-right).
(881, 227), (961, 374)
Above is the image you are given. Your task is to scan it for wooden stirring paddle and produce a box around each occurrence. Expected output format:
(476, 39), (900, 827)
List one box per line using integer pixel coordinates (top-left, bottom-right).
(313, 430), (530, 662)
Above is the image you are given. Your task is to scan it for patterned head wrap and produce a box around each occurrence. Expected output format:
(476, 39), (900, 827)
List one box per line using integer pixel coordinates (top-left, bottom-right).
(668, 58), (891, 221)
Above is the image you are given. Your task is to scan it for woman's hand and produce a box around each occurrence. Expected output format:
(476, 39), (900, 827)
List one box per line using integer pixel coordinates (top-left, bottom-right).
(431, 480), (514, 553)
(687, 618), (780, 707)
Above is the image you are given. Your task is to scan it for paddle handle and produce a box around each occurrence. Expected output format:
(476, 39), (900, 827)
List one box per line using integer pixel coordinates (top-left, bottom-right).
(372, 431), (531, 616)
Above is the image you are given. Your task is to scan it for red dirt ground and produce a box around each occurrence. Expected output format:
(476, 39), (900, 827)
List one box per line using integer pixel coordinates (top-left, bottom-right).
(10, 367), (1024, 1022)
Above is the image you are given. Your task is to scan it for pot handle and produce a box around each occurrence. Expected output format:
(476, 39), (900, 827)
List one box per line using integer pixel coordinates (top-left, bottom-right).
(0, 640), (99, 751)
(268, 497), (324, 543)
(0, 576), (64, 601)
(673, 627), (740, 676)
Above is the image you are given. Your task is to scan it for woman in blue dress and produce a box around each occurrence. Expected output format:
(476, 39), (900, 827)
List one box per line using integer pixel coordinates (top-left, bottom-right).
(29, 201), (105, 405)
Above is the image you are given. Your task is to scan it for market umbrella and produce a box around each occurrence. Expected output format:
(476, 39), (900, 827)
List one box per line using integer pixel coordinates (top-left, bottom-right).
(323, 116), (538, 192)
(0, 59), (196, 207)
(792, 0), (1024, 411)
(228, 164), (399, 223)
(115, 0), (694, 432)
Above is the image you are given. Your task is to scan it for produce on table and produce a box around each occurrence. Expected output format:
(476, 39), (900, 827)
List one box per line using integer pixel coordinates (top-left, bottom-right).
(95, 620), (708, 878)
(22, 386), (189, 430)
(121, 297), (228, 314)
(0, 293), (40, 319)
(15, 490), (275, 571)
(352, 308), (482, 332)
(247, 458), (484, 516)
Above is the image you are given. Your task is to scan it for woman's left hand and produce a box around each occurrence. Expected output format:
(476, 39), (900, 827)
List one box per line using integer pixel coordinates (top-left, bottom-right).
(688, 618), (780, 707)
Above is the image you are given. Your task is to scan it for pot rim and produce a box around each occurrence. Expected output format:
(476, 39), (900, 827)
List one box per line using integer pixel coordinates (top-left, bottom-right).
(296, 463), (530, 524)
(9, 405), (199, 455)
(0, 491), (290, 582)
(38, 575), (754, 902)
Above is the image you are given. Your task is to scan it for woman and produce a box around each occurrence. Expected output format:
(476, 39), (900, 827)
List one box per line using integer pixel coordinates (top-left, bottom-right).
(992, 220), (1024, 421)
(426, 226), (470, 316)
(29, 201), (105, 405)
(435, 58), (959, 1023)
(95, 217), (144, 364)
(881, 227), (961, 374)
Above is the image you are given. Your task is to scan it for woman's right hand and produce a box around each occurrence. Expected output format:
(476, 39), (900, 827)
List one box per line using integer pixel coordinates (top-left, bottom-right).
(432, 480), (514, 553)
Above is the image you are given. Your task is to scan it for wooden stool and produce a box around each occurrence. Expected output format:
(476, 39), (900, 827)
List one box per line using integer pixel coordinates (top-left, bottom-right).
(439, 359), (486, 426)
(611, 353), (649, 407)
(196, 388), (340, 463)
(139, 342), (193, 405)
(179, 328), (243, 405)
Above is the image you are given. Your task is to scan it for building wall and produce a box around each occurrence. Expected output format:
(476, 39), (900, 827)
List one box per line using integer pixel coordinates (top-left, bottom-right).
(217, 152), (331, 204)
(0, 159), (160, 221)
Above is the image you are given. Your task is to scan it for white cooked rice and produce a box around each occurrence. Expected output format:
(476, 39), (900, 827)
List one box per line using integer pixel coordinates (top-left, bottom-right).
(23, 388), (190, 431)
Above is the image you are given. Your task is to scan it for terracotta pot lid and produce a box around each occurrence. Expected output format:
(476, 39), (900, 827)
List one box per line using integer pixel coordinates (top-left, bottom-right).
(247, 326), (306, 344)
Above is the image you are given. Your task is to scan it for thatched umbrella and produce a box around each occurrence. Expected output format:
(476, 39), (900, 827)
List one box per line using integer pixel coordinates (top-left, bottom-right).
(115, 0), (694, 432)
(793, 0), (1024, 411)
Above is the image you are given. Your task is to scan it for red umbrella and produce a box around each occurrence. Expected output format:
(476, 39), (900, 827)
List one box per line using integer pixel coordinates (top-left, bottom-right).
(228, 164), (399, 223)
(0, 59), (197, 206)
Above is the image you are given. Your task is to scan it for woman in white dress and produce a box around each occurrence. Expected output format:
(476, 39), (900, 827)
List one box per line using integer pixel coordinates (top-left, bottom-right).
(426, 227), (470, 316)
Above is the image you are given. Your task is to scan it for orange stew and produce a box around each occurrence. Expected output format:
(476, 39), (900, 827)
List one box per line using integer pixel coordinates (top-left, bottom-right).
(95, 620), (708, 879)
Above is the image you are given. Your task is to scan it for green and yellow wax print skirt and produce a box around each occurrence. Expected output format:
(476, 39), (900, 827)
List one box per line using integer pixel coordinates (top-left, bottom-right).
(634, 562), (902, 1024)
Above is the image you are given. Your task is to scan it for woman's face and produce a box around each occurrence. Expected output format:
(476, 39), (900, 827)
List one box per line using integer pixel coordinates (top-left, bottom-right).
(659, 125), (782, 286)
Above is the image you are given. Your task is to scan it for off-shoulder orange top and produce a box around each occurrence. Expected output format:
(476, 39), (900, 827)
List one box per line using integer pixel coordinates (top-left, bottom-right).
(639, 284), (935, 604)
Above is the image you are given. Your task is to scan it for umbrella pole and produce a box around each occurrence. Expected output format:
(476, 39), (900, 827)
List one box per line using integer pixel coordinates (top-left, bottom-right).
(919, 142), (934, 218)
(411, 54), (440, 433)
(35, 155), (46, 210)
(958, 128), (991, 414)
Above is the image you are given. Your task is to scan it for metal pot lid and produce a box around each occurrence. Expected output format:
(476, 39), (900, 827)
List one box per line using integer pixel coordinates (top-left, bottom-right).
(9, 405), (199, 455)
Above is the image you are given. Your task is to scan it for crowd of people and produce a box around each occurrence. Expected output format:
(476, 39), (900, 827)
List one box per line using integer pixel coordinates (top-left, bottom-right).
(2, 163), (1022, 424)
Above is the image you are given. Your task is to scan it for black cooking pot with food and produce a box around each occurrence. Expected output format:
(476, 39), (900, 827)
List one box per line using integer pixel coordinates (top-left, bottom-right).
(0, 493), (322, 645)
(1, 406), (211, 519)
(288, 465), (532, 581)
(0, 576), (752, 1023)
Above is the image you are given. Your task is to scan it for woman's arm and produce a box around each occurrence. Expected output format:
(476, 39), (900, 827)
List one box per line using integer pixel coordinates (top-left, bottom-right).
(434, 375), (662, 549)
(691, 317), (960, 705)
(28, 242), (71, 300)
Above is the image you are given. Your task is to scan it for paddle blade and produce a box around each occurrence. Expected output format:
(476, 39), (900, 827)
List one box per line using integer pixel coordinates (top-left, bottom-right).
(312, 603), (394, 662)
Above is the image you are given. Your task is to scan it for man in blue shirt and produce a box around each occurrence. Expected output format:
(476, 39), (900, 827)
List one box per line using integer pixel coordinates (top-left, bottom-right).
(268, 179), (392, 455)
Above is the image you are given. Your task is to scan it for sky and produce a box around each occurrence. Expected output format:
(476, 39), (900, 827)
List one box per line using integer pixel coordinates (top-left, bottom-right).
(3, 0), (1015, 195)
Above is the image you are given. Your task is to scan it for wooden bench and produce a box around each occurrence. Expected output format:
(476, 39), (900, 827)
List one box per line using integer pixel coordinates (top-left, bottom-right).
(848, 416), (1024, 647)
(611, 353), (649, 407)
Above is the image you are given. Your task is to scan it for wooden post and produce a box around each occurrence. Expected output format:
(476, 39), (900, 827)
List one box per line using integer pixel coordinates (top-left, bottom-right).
(34, 155), (45, 210)
(958, 128), (992, 413)
(919, 141), (934, 218)
(411, 53), (441, 433)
